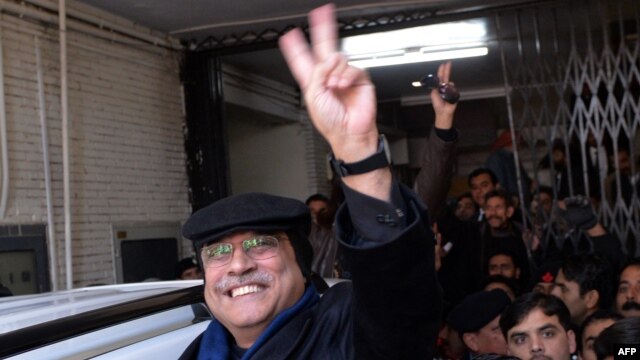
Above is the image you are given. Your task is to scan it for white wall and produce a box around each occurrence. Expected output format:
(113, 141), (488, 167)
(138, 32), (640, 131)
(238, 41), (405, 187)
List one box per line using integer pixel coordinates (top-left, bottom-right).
(222, 65), (332, 200)
(226, 105), (310, 201)
(0, 7), (190, 288)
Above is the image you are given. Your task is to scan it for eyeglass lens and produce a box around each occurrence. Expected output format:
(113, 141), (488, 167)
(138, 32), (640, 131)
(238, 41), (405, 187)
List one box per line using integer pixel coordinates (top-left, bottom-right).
(202, 235), (279, 268)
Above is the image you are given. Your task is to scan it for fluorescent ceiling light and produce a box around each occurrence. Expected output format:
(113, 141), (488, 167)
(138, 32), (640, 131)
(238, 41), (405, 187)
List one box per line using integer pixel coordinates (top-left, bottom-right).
(349, 47), (488, 69)
(342, 20), (487, 55)
(341, 20), (488, 68)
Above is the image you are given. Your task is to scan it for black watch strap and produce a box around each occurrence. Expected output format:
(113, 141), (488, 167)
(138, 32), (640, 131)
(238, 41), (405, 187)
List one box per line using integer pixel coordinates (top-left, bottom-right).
(330, 135), (391, 177)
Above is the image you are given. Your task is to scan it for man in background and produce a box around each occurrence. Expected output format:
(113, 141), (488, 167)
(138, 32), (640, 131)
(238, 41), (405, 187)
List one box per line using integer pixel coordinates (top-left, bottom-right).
(500, 292), (576, 360)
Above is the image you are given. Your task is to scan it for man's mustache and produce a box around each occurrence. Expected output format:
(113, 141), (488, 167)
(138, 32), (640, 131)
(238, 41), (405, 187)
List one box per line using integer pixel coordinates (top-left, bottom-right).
(622, 301), (640, 311)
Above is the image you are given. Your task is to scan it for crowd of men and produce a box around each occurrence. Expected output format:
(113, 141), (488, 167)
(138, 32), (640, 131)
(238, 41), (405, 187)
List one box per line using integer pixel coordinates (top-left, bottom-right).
(305, 149), (640, 359)
(428, 160), (639, 359)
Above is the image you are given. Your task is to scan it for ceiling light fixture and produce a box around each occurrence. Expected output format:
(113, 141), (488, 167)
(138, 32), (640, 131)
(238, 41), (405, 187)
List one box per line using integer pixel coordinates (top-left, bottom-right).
(341, 20), (489, 69)
(349, 46), (488, 69)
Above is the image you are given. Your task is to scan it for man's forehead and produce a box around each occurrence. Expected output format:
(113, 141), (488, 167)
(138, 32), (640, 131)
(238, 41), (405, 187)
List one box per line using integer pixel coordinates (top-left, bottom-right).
(486, 197), (506, 206)
(472, 174), (493, 184)
(509, 308), (561, 334)
(556, 269), (570, 283)
(620, 265), (640, 282)
(490, 254), (514, 264)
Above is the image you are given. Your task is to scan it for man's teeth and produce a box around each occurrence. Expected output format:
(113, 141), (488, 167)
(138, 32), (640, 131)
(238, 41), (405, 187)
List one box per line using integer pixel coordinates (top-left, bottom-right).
(230, 285), (263, 298)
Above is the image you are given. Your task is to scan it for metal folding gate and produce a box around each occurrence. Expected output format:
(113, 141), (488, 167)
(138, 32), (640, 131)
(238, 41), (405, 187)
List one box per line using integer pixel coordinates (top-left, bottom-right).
(497, 0), (640, 256)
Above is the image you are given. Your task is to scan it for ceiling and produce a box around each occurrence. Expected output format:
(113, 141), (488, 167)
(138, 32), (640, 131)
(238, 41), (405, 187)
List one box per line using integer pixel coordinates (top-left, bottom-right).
(74, 0), (543, 103)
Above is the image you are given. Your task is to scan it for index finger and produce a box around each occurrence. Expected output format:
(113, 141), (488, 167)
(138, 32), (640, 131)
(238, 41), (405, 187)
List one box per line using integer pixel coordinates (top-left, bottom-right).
(438, 61), (452, 84)
(279, 28), (315, 90)
(309, 3), (338, 62)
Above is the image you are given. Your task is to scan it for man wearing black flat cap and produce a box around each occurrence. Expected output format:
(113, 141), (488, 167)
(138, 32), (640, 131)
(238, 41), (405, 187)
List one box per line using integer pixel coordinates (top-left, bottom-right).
(178, 4), (440, 360)
(448, 289), (511, 359)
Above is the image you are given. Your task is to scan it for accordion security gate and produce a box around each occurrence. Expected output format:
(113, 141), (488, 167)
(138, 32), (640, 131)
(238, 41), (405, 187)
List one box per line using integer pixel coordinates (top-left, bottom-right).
(497, 0), (640, 256)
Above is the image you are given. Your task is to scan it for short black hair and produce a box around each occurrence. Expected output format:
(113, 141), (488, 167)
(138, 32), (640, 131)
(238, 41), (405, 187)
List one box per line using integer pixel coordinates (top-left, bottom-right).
(484, 188), (513, 208)
(488, 248), (518, 266)
(578, 310), (622, 355)
(486, 248), (522, 278)
(618, 257), (640, 280)
(175, 257), (199, 279)
(305, 193), (329, 205)
(560, 254), (614, 310)
(594, 317), (640, 359)
(468, 168), (498, 187)
(615, 257), (640, 293)
(499, 292), (572, 338)
(482, 274), (520, 296)
(457, 191), (473, 202)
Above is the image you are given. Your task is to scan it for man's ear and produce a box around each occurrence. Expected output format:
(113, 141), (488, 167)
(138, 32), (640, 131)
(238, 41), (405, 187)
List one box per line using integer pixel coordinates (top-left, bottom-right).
(584, 289), (600, 311)
(567, 329), (577, 354)
(515, 267), (521, 279)
(462, 333), (479, 352)
(506, 206), (515, 218)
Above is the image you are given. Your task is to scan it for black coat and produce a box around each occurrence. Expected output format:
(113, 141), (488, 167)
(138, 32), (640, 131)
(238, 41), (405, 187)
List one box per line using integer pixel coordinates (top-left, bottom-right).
(180, 186), (442, 360)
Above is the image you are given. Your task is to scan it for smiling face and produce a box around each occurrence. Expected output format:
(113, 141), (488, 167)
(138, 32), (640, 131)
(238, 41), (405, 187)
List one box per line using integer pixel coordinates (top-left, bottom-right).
(484, 196), (514, 230)
(202, 231), (305, 348)
(470, 173), (496, 207)
(506, 308), (576, 360)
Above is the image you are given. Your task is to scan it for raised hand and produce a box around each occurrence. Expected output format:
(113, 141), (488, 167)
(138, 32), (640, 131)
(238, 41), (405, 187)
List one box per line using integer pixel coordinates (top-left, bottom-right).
(278, 4), (378, 163)
(431, 62), (458, 130)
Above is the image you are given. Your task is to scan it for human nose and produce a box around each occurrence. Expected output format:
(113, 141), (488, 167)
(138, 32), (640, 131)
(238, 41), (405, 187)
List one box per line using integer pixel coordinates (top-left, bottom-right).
(530, 334), (544, 355)
(226, 245), (257, 275)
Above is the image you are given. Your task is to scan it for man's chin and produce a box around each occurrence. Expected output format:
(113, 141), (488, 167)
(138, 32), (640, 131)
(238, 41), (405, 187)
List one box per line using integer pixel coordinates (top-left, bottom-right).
(223, 306), (274, 330)
(489, 221), (503, 228)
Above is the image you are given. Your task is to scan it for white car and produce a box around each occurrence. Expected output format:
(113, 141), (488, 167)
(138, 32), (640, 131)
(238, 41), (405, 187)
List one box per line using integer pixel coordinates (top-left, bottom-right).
(0, 280), (209, 359)
(0, 278), (345, 359)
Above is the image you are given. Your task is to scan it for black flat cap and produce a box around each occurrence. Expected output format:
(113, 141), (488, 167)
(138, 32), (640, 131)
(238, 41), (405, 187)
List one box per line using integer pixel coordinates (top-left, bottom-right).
(448, 289), (511, 335)
(182, 192), (312, 275)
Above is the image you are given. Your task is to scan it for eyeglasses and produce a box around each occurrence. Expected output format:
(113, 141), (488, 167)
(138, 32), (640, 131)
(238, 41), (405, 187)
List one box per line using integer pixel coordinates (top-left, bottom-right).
(201, 235), (280, 268)
(420, 74), (460, 104)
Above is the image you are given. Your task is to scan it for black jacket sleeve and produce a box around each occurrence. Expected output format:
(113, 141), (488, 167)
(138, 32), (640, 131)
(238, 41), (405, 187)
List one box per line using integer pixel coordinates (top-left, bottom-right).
(335, 183), (442, 359)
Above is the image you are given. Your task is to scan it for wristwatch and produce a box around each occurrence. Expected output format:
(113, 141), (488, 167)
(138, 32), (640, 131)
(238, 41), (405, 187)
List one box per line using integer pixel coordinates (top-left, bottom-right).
(330, 135), (391, 177)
